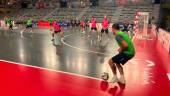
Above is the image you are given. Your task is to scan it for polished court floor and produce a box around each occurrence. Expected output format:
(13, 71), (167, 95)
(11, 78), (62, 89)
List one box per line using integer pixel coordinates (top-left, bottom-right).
(0, 27), (170, 96)
(0, 27), (119, 78)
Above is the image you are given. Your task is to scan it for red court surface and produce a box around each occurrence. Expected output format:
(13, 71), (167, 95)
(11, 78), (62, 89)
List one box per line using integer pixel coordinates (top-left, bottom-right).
(0, 36), (170, 96)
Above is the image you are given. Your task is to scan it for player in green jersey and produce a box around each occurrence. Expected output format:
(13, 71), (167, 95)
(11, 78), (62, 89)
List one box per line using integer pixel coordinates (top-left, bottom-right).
(106, 23), (135, 84)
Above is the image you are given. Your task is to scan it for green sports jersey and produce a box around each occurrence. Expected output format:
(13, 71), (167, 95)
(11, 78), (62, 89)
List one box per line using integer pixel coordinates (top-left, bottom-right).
(6, 19), (13, 25)
(116, 31), (135, 55)
(26, 19), (33, 26)
(47, 18), (53, 23)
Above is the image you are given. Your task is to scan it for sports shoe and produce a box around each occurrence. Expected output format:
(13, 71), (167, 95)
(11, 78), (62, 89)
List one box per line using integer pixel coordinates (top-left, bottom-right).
(109, 76), (118, 83)
(118, 76), (126, 84)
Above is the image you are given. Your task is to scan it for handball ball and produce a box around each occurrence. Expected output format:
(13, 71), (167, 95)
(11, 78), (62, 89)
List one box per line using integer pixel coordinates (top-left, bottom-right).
(101, 72), (109, 81)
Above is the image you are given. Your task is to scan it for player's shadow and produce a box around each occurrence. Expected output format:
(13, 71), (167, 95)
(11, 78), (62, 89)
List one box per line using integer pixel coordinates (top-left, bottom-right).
(100, 81), (126, 96)
(116, 82), (126, 96)
(100, 81), (109, 91)
(55, 44), (63, 55)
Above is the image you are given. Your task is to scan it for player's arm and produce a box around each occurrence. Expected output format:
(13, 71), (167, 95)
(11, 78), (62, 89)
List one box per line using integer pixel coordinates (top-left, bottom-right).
(121, 40), (128, 49)
(116, 36), (128, 53)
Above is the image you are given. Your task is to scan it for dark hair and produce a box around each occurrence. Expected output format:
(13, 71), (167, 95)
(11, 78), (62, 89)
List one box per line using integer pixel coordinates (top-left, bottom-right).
(112, 23), (120, 30)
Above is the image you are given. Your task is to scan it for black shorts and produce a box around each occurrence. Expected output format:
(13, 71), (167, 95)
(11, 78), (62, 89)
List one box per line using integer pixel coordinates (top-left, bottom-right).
(86, 24), (89, 27)
(54, 30), (61, 33)
(101, 28), (109, 34)
(91, 27), (97, 31)
(112, 53), (134, 65)
(81, 25), (85, 28)
(26, 25), (32, 28)
(9, 25), (13, 29)
(50, 23), (52, 26)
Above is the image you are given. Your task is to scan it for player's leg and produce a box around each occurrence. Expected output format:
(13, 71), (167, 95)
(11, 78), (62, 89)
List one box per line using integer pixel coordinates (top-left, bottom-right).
(30, 27), (33, 33)
(20, 26), (26, 37)
(94, 28), (99, 44)
(90, 29), (93, 45)
(95, 28), (100, 41)
(88, 28), (92, 38)
(108, 53), (128, 83)
(29, 24), (33, 33)
(115, 63), (125, 84)
(108, 59), (117, 76)
(60, 31), (64, 39)
(105, 29), (109, 40)
(108, 59), (118, 83)
(51, 32), (54, 41)
(11, 24), (13, 30)
(50, 24), (53, 31)
(54, 32), (62, 45)
(9, 25), (13, 32)
(100, 29), (104, 41)
(22, 25), (27, 33)
(116, 54), (134, 84)
(9, 25), (11, 31)
(82, 27), (85, 33)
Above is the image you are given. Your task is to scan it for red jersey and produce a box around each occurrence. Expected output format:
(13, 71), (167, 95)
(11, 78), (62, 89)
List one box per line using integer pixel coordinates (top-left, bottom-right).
(91, 18), (97, 28)
(53, 21), (61, 32)
(102, 18), (109, 29)
(80, 21), (85, 27)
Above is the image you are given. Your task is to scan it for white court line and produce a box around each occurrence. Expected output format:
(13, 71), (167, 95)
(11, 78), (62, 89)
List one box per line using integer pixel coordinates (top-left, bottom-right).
(61, 33), (114, 56)
(0, 59), (101, 81)
(167, 73), (170, 81)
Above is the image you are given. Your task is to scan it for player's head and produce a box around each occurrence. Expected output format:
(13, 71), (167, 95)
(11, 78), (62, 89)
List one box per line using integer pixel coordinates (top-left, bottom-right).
(104, 15), (107, 19)
(92, 16), (94, 18)
(112, 23), (120, 34)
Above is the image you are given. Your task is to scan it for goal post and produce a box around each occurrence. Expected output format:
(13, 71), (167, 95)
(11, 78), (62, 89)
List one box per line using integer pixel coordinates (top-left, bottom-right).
(134, 11), (150, 39)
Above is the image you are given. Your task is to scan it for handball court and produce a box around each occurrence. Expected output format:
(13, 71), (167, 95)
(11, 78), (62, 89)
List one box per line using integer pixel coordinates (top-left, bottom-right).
(0, 27), (170, 96)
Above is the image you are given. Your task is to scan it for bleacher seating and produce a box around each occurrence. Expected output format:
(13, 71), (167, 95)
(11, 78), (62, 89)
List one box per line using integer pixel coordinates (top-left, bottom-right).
(3, 0), (157, 24)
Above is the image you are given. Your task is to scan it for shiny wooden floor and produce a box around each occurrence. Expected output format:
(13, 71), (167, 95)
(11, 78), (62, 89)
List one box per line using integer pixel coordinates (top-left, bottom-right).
(0, 27), (170, 96)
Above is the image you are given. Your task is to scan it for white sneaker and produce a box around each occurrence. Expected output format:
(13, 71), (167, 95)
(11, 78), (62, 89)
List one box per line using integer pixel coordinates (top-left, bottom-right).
(109, 76), (118, 83)
(82, 31), (85, 34)
(118, 76), (126, 84)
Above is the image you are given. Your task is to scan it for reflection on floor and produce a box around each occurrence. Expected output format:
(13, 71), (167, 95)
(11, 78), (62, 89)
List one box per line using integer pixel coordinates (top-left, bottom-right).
(0, 27), (170, 96)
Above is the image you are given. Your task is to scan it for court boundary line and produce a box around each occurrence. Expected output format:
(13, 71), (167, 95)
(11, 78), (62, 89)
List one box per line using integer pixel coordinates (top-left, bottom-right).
(0, 59), (101, 81)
